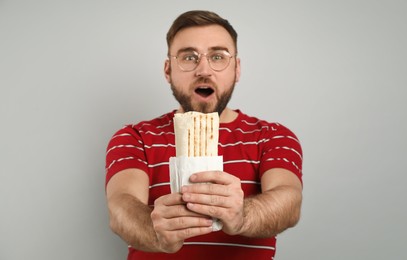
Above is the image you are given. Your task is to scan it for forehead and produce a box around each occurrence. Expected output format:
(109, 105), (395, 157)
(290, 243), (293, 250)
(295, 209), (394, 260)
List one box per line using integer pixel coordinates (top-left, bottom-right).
(170, 25), (235, 53)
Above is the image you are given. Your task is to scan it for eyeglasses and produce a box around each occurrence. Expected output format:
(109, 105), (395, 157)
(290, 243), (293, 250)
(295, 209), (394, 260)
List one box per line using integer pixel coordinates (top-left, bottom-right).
(169, 50), (235, 72)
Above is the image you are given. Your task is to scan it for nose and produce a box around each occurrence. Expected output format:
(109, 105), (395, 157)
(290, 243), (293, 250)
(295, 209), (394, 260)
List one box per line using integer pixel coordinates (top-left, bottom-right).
(195, 54), (212, 77)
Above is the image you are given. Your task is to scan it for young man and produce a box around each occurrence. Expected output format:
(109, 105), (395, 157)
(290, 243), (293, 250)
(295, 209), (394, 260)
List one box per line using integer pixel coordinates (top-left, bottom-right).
(106, 10), (303, 259)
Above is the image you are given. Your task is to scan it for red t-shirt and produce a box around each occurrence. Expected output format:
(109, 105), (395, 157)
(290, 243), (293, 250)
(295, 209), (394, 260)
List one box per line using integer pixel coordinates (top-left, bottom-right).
(106, 110), (303, 259)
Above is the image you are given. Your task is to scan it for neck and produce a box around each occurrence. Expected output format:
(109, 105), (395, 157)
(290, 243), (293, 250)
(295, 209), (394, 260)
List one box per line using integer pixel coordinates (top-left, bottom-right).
(219, 107), (238, 123)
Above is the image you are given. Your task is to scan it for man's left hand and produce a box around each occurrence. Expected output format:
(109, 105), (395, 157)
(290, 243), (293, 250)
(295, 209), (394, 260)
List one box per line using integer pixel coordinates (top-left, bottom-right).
(181, 171), (245, 235)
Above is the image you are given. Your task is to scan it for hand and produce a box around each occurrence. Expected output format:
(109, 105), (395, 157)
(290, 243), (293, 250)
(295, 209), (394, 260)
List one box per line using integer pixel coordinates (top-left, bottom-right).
(181, 171), (245, 235)
(150, 192), (213, 253)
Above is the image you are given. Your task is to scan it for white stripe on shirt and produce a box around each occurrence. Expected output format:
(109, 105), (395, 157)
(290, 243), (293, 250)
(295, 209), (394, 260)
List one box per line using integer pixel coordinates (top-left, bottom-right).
(106, 144), (143, 155)
(219, 139), (269, 147)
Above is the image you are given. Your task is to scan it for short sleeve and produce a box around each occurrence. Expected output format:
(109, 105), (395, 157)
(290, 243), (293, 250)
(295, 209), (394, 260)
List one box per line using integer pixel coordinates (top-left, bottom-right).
(105, 126), (148, 186)
(259, 124), (303, 183)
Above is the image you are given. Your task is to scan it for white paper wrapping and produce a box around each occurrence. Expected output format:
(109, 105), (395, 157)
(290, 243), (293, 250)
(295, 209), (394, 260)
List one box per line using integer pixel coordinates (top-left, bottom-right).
(169, 156), (224, 231)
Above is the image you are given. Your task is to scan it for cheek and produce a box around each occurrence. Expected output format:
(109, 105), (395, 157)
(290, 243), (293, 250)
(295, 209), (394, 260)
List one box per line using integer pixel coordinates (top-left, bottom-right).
(221, 71), (238, 87)
(171, 72), (192, 87)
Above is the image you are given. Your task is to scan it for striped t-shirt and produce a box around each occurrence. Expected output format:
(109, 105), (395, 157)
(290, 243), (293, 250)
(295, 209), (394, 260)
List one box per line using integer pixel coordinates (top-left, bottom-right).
(105, 110), (303, 260)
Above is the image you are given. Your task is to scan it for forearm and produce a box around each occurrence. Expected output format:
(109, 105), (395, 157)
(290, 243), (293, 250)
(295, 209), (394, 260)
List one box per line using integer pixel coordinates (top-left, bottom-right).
(240, 185), (302, 238)
(108, 193), (160, 252)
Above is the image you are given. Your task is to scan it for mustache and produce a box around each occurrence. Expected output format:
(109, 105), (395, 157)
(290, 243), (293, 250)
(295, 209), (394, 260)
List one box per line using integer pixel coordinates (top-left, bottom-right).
(193, 77), (216, 87)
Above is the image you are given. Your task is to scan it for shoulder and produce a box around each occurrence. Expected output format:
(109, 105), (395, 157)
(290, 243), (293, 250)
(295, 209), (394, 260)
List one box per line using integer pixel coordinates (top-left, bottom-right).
(113, 111), (175, 136)
(237, 111), (295, 134)
(234, 111), (302, 152)
(107, 111), (175, 149)
(129, 111), (175, 132)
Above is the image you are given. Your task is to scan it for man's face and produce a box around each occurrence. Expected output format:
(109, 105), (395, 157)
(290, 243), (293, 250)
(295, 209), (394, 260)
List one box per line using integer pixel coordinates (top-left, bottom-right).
(164, 25), (240, 114)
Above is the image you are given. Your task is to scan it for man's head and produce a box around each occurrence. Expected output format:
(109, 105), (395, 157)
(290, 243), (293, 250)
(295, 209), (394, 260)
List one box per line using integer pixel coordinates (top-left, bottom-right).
(166, 10), (238, 55)
(164, 10), (241, 115)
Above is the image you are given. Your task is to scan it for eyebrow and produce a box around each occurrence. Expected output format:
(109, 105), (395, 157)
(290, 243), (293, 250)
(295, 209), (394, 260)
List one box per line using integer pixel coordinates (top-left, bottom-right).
(209, 46), (230, 52)
(176, 47), (197, 54)
(176, 46), (231, 55)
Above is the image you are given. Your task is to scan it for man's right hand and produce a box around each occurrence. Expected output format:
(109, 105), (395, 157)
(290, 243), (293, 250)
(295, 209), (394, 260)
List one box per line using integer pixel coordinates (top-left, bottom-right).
(107, 169), (214, 253)
(151, 192), (214, 253)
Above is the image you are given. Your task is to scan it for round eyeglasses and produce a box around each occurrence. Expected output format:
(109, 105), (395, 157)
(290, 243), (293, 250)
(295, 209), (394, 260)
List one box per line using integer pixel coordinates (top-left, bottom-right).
(169, 50), (235, 72)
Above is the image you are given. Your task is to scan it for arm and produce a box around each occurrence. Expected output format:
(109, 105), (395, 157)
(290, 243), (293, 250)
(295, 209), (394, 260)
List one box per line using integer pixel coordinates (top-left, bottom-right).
(181, 168), (302, 238)
(240, 168), (302, 237)
(106, 168), (214, 253)
(106, 169), (158, 251)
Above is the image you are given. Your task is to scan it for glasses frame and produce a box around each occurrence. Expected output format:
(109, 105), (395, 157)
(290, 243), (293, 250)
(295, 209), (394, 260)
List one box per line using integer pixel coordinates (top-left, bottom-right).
(168, 50), (236, 72)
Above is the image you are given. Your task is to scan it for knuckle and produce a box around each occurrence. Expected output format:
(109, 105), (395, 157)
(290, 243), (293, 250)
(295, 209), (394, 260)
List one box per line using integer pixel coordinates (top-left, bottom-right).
(154, 197), (162, 206)
(152, 221), (162, 232)
(183, 227), (192, 238)
(178, 217), (185, 226)
(233, 186), (244, 197)
(208, 184), (216, 193)
(150, 210), (158, 221)
(209, 206), (218, 215)
(232, 175), (241, 182)
(177, 205), (184, 215)
(210, 195), (218, 204)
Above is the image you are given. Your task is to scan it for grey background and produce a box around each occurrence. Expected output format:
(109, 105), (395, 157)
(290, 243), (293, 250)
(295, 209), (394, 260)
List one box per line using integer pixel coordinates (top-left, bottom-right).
(1, 0), (406, 259)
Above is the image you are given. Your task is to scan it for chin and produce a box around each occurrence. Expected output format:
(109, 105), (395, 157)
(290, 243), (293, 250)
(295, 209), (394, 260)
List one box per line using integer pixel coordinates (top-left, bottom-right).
(194, 103), (216, 114)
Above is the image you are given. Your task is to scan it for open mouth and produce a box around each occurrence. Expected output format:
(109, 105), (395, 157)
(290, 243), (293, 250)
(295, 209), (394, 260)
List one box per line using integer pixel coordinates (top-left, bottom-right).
(195, 87), (214, 98)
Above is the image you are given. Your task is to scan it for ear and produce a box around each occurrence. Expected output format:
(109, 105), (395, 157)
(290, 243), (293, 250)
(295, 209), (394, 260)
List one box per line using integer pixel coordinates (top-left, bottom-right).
(164, 59), (171, 83)
(235, 57), (241, 83)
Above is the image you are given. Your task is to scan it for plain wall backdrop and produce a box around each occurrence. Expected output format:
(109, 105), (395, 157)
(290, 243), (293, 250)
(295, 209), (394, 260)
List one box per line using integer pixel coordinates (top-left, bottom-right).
(1, 0), (406, 259)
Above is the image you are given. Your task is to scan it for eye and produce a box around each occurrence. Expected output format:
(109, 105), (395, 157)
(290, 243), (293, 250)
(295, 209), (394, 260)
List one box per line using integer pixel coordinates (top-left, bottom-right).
(210, 52), (226, 62)
(180, 53), (198, 62)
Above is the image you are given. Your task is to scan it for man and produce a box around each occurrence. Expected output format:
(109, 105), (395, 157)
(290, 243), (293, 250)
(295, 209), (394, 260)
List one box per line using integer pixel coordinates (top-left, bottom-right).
(106, 10), (303, 259)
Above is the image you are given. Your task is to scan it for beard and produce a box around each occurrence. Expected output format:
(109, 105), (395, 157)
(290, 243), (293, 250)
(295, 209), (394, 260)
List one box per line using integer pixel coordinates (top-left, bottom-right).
(170, 77), (235, 115)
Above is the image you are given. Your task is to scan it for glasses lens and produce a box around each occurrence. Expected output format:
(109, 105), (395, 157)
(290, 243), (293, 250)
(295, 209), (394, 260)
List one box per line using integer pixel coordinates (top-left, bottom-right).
(175, 50), (232, 71)
(208, 51), (231, 71)
(177, 52), (199, 71)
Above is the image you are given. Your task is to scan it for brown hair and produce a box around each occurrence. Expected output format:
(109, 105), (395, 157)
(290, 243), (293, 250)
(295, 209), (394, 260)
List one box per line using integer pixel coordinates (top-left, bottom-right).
(166, 10), (238, 53)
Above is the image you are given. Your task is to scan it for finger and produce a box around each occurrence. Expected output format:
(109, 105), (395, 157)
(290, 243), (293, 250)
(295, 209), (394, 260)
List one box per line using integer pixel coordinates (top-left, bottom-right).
(189, 171), (240, 185)
(156, 193), (184, 206)
(185, 202), (224, 219)
(182, 192), (230, 207)
(163, 202), (212, 219)
(155, 223), (213, 253)
(182, 183), (231, 196)
(166, 216), (214, 231)
(172, 226), (214, 241)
